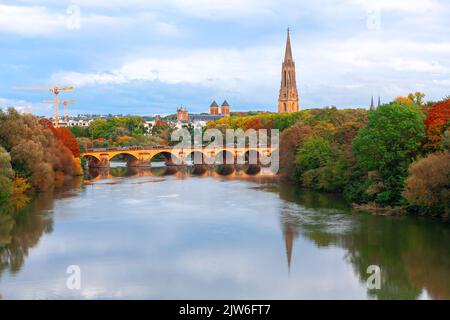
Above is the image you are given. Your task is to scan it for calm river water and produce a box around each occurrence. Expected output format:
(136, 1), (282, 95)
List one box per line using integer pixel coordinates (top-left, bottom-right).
(0, 164), (449, 299)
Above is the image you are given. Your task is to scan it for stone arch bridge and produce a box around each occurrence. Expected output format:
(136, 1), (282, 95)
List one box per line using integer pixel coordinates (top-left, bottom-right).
(81, 146), (276, 168)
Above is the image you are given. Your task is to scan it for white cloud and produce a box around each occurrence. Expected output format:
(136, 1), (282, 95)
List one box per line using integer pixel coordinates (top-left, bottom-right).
(0, 4), (179, 37)
(169, 0), (276, 20)
(4, 0), (450, 109)
(0, 97), (50, 114)
(51, 35), (450, 100)
(51, 47), (280, 90)
(349, 0), (445, 13)
(0, 5), (64, 37)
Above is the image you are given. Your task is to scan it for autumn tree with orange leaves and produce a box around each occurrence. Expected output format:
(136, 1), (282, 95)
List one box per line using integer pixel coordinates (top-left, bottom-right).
(54, 127), (80, 157)
(424, 98), (450, 151)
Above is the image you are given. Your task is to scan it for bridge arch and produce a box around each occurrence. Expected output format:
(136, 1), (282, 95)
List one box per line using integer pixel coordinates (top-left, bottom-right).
(83, 154), (102, 168)
(215, 150), (235, 165)
(244, 149), (262, 165)
(151, 151), (181, 166)
(184, 150), (207, 165)
(109, 152), (139, 166)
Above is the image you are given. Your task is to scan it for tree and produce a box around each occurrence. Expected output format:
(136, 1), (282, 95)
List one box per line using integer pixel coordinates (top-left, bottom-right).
(54, 127), (80, 157)
(403, 151), (450, 218)
(0, 146), (13, 200)
(294, 136), (349, 191)
(424, 98), (450, 151)
(0, 108), (79, 192)
(244, 117), (264, 131)
(279, 125), (314, 178)
(295, 136), (333, 173)
(68, 125), (90, 138)
(353, 103), (426, 204)
(394, 96), (414, 105)
(407, 92), (426, 106)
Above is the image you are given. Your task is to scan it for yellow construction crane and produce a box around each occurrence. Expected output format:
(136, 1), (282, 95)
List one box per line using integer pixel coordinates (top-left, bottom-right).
(43, 99), (76, 123)
(15, 86), (73, 127)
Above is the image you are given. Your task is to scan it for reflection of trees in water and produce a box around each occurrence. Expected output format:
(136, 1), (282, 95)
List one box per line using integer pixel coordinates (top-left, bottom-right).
(0, 179), (82, 285)
(0, 192), (54, 277)
(275, 181), (450, 299)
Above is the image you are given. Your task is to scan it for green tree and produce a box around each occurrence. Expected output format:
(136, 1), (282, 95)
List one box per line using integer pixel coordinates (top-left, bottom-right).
(295, 136), (333, 173)
(0, 146), (14, 201)
(353, 103), (426, 204)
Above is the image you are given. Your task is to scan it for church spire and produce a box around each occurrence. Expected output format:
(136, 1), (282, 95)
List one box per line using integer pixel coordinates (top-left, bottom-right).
(370, 96), (375, 110)
(284, 28), (293, 63)
(278, 28), (299, 113)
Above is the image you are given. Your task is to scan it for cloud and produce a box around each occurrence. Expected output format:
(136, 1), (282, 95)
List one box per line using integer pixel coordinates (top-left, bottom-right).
(0, 4), (179, 37)
(50, 35), (450, 105)
(0, 5), (64, 37)
(0, 97), (50, 114)
(349, 0), (445, 13)
(3, 0), (450, 112)
(51, 46), (280, 89)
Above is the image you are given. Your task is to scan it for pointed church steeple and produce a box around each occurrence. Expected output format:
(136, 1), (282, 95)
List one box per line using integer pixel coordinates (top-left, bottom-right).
(278, 28), (299, 113)
(370, 96), (375, 110)
(284, 28), (293, 63)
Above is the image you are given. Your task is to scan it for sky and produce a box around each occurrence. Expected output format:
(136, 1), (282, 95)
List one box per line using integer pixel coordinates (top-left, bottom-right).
(1, 0), (450, 116)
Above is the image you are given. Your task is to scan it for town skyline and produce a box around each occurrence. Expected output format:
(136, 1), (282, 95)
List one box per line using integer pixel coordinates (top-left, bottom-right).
(1, 0), (450, 117)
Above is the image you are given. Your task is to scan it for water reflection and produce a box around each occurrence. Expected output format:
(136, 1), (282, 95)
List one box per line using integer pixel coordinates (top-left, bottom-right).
(0, 193), (54, 277)
(84, 164), (273, 182)
(271, 184), (450, 300)
(0, 167), (449, 299)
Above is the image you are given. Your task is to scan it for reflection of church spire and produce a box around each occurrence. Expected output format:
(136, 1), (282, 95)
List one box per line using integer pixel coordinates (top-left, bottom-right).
(284, 224), (294, 273)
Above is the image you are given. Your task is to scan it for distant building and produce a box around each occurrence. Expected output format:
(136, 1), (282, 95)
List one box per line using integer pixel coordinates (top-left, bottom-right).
(209, 100), (220, 115)
(221, 100), (230, 116)
(67, 120), (91, 127)
(278, 29), (299, 113)
(370, 96), (381, 110)
(177, 107), (189, 121)
(174, 99), (232, 126)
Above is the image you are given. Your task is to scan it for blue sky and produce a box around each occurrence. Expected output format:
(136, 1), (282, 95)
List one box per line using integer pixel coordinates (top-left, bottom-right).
(1, 0), (450, 116)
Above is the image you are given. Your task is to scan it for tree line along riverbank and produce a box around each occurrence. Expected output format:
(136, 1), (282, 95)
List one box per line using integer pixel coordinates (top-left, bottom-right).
(1, 93), (449, 219)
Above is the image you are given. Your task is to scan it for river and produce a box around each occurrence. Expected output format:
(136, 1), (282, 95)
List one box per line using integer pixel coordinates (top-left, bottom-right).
(0, 164), (449, 299)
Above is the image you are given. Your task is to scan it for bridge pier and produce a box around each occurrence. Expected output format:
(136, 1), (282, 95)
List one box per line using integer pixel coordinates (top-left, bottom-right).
(126, 159), (152, 167)
(86, 154), (110, 168)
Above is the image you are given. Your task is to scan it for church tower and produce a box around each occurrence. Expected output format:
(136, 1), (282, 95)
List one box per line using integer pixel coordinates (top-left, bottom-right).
(278, 29), (299, 113)
(209, 100), (219, 115)
(221, 100), (230, 116)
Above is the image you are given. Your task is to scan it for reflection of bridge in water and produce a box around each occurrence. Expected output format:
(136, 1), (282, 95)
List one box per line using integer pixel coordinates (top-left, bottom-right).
(81, 146), (276, 168)
(84, 164), (277, 182)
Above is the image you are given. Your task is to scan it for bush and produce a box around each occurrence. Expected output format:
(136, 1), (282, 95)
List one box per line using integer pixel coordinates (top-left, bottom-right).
(403, 151), (450, 218)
